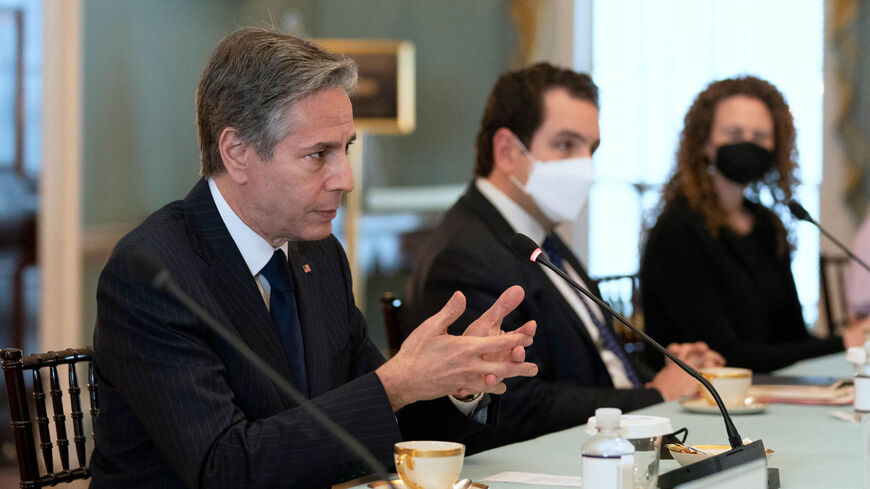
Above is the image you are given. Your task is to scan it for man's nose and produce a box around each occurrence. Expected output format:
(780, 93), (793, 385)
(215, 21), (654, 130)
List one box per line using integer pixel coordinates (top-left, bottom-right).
(330, 153), (355, 193)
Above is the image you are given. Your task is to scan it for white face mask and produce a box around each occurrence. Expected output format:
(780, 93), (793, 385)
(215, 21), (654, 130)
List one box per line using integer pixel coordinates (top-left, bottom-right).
(508, 135), (595, 223)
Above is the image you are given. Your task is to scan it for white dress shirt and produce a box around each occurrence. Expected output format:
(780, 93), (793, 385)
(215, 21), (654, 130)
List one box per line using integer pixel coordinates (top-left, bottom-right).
(476, 178), (633, 388)
(208, 178), (286, 310)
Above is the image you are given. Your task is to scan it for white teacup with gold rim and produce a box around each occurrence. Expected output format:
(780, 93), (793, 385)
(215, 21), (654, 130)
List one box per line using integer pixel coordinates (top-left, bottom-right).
(393, 441), (465, 489)
(699, 367), (752, 408)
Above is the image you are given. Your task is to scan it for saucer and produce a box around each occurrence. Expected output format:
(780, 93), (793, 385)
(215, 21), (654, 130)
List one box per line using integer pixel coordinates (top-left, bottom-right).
(680, 398), (769, 415)
(368, 481), (488, 489)
(667, 443), (774, 466)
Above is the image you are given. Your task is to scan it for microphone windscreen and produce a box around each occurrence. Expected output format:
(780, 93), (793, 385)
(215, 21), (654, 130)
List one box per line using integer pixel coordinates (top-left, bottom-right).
(128, 248), (167, 288)
(788, 200), (812, 222)
(510, 233), (541, 261)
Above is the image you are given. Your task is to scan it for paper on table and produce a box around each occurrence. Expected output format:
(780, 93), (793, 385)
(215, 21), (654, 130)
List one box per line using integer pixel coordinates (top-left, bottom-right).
(748, 382), (854, 405)
(829, 410), (860, 423)
(480, 471), (582, 487)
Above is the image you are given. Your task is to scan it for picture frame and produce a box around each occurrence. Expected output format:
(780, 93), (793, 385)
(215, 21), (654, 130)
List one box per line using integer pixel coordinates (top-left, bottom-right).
(314, 39), (415, 135)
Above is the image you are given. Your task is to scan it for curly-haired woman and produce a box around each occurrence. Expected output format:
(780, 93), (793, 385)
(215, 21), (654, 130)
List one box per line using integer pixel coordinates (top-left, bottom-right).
(641, 76), (867, 372)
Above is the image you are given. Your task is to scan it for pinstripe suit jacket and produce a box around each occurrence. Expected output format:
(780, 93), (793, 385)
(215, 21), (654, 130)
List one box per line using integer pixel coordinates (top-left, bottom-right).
(89, 179), (486, 489)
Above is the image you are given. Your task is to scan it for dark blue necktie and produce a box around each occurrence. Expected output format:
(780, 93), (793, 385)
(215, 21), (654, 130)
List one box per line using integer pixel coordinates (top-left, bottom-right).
(540, 233), (643, 388)
(260, 249), (309, 397)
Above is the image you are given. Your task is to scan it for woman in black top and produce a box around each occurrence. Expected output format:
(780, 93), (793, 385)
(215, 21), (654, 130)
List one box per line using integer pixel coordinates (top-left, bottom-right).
(641, 76), (866, 372)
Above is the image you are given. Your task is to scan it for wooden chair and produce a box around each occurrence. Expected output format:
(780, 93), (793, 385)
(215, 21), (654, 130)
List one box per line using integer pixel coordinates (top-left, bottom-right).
(380, 293), (410, 357)
(820, 254), (850, 336)
(1, 347), (98, 488)
(592, 273), (645, 357)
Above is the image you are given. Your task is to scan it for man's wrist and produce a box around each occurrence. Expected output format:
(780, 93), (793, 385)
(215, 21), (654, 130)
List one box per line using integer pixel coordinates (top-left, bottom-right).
(452, 392), (483, 402)
(375, 362), (412, 411)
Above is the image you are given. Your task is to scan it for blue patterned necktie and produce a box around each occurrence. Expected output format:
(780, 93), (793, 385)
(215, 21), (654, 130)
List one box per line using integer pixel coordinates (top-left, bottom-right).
(260, 249), (309, 397)
(540, 233), (643, 388)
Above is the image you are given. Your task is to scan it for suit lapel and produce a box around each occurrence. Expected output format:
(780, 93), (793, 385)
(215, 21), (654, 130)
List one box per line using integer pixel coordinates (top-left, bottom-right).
(183, 179), (298, 407)
(459, 184), (518, 253)
(459, 185), (600, 346)
(285, 242), (327, 397)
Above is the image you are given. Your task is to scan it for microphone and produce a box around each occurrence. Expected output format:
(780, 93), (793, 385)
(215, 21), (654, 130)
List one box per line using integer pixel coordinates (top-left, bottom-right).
(127, 249), (396, 488)
(508, 234), (743, 446)
(788, 200), (870, 274)
(509, 234), (771, 487)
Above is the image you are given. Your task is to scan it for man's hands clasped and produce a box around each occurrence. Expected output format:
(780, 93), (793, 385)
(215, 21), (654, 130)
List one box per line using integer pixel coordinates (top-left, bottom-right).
(648, 341), (726, 401)
(376, 286), (538, 411)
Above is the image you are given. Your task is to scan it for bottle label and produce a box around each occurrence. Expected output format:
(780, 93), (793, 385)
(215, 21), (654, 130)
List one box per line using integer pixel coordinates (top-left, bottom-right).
(856, 377), (870, 412)
(582, 454), (634, 489)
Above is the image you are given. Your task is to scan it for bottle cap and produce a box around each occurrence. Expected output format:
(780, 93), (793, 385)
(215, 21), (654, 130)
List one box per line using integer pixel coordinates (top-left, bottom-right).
(847, 347), (868, 365)
(586, 414), (673, 439)
(593, 408), (622, 430)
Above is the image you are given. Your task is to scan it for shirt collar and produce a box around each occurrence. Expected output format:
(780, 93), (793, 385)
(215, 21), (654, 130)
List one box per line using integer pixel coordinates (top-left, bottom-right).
(208, 178), (288, 276)
(475, 177), (548, 245)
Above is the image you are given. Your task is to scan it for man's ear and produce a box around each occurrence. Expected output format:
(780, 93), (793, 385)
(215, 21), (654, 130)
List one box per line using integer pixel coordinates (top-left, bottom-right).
(218, 127), (253, 184)
(492, 127), (519, 174)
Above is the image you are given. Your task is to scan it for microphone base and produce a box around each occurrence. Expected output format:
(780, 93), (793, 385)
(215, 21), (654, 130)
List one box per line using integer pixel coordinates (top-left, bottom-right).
(657, 440), (776, 488)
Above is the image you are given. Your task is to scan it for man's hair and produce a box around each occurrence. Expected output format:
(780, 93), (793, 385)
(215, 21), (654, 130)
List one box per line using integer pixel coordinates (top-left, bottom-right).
(196, 28), (358, 176)
(474, 62), (599, 177)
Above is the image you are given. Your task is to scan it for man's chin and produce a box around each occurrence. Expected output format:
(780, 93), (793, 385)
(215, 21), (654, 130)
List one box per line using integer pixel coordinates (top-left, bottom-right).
(301, 223), (334, 242)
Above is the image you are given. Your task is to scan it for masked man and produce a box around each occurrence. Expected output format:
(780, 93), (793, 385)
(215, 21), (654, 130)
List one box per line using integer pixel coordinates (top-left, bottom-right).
(405, 63), (723, 449)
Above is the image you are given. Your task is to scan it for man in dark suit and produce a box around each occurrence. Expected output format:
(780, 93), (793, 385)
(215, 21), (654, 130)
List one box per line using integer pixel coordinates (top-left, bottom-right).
(405, 63), (723, 447)
(90, 29), (538, 489)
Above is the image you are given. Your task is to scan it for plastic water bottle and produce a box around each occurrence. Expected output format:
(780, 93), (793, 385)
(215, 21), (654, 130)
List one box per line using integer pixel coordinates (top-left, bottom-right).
(582, 408), (635, 489)
(847, 342), (870, 489)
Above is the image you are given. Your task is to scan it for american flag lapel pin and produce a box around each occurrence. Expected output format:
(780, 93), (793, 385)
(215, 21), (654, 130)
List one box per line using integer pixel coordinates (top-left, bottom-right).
(303, 264), (311, 274)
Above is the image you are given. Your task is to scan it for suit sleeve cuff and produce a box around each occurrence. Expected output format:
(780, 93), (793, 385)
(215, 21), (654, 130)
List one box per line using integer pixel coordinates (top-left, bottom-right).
(448, 392), (485, 415)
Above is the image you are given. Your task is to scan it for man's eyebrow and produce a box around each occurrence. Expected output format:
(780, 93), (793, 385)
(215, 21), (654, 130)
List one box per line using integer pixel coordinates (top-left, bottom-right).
(553, 129), (599, 146)
(553, 129), (587, 141)
(299, 133), (357, 151)
(551, 129), (600, 152)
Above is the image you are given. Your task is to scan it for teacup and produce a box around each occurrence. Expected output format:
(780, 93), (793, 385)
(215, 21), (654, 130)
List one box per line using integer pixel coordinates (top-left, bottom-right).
(699, 367), (752, 407)
(667, 443), (774, 467)
(393, 441), (465, 489)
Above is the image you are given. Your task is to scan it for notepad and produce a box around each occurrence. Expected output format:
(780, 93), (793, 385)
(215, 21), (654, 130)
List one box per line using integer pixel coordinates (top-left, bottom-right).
(480, 471), (582, 487)
(748, 377), (854, 405)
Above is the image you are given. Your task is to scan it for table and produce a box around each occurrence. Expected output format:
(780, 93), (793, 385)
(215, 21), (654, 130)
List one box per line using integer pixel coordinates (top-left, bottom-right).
(351, 352), (860, 489)
(460, 352), (858, 488)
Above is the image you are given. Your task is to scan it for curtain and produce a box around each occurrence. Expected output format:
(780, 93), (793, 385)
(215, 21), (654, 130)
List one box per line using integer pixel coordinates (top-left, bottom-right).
(832, 0), (870, 219)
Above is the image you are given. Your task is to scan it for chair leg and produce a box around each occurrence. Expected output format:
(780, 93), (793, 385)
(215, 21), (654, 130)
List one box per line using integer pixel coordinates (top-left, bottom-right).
(1, 349), (41, 486)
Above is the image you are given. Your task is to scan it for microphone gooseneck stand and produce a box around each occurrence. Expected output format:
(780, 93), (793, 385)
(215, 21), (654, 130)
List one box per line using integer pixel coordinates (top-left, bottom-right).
(788, 200), (870, 274)
(508, 233), (773, 489)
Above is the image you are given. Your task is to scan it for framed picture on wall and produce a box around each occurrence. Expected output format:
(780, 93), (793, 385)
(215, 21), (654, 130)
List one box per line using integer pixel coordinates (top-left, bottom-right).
(314, 39), (415, 134)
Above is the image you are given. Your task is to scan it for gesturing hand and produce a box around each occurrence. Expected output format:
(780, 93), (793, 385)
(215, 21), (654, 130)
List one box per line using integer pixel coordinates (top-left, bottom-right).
(844, 319), (870, 349)
(458, 285), (537, 397)
(375, 286), (538, 411)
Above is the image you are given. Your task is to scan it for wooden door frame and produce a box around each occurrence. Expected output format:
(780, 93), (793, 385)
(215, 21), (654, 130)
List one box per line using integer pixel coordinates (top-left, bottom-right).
(40, 0), (82, 351)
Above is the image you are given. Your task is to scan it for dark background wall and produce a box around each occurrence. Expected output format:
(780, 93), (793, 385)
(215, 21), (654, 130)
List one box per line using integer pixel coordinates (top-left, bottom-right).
(79, 1), (516, 342)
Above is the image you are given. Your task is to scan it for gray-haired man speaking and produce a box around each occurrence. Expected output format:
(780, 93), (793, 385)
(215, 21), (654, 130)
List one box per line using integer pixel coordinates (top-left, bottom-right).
(90, 28), (537, 489)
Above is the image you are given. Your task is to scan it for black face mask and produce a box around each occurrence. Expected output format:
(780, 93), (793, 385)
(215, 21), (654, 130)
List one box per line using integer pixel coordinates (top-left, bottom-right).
(714, 142), (774, 184)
